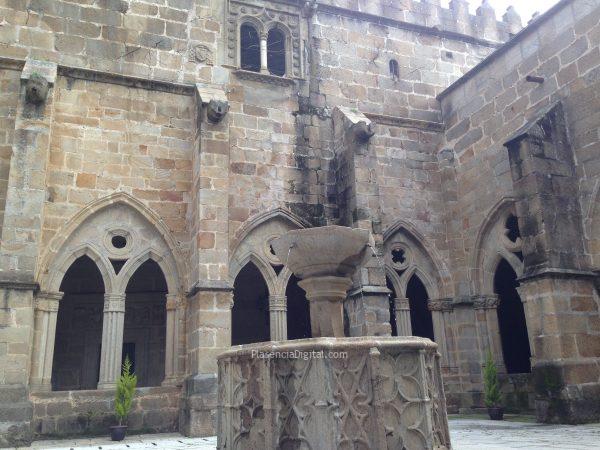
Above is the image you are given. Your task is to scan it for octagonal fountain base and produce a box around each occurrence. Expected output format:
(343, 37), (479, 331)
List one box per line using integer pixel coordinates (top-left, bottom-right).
(217, 337), (451, 450)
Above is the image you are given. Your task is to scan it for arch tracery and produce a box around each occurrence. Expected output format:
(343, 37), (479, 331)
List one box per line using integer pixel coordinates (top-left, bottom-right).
(31, 193), (185, 391)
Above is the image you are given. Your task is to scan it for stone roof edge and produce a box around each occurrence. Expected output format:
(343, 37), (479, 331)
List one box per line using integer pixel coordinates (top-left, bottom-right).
(437, 0), (574, 101)
(316, 3), (501, 49)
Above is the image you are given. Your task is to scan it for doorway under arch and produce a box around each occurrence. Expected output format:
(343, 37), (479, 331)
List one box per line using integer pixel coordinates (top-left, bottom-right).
(124, 259), (167, 387)
(494, 259), (531, 373)
(286, 274), (311, 340)
(407, 275), (434, 341)
(232, 262), (270, 345)
(52, 256), (105, 391)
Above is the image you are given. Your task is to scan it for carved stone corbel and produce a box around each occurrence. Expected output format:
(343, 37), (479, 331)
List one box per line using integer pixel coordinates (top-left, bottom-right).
(21, 59), (57, 106)
(333, 106), (376, 147)
(195, 83), (229, 124)
(206, 99), (230, 124)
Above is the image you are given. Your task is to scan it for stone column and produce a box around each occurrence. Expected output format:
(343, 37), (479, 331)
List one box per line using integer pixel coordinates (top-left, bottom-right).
(473, 295), (506, 373)
(163, 293), (181, 385)
(98, 293), (125, 389)
(260, 33), (269, 73)
(517, 274), (600, 423)
(182, 85), (231, 437)
(269, 295), (287, 341)
(505, 103), (600, 422)
(29, 291), (63, 392)
(0, 59), (57, 282)
(393, 297), (412, 336)
(429, 299), (453, 368)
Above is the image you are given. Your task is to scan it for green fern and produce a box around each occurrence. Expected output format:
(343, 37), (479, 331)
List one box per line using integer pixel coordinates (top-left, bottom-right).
(483, 350), (502, 408)
(115, 356), (137, 426)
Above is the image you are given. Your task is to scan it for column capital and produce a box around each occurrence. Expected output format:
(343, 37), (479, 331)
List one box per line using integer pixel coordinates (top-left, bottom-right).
(394, 297), (410, 311)
(473, 295), (500, 310)
(166, 293), (184, 310)
(34, 291), (63, 312)
(104, 293), (126, 312)
(428, 298), (454, 312)
(269, 295), (287, 311)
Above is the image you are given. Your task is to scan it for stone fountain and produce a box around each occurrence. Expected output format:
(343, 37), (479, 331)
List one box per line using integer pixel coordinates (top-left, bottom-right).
(217, 226), (451, 450)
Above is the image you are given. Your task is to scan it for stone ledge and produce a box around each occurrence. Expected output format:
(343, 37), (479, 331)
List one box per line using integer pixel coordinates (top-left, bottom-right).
(233, 69), (298, 87)
(364, 112), (444, 132)
(187, 280), (233, 297)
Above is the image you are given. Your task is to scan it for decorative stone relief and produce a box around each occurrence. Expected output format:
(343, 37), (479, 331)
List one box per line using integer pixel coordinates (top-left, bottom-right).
(227, 0), (303, 78)
(217, 338), (451, 450)
(190, 44), (214, 65)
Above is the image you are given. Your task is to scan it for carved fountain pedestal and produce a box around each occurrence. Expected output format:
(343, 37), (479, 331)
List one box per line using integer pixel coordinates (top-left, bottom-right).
(217, 226), (451, 450)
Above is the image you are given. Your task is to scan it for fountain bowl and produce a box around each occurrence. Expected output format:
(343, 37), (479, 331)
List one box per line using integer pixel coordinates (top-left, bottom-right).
(271, 225), (371, 279)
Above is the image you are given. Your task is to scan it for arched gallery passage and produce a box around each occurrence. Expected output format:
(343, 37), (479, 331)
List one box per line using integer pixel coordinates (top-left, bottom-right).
(407, 275), (435, 341)
(494, 259), (531, 374)
(286, 274), (311, 340)
(386, 274), (434, 341)
(232, 262), (270, 345)
(52, 256), (105, 391)
(123, 259), (167, 387)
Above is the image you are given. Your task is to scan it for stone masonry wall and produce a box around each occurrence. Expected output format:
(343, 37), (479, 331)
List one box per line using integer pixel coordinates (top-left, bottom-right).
(31, 386), (180, 439)
(438, 0), (600, 404)
(439, 0), (600, 298)
(43, 76), (194, 263)
(0, 0), (224, 84)
(0, 67), (19, 239)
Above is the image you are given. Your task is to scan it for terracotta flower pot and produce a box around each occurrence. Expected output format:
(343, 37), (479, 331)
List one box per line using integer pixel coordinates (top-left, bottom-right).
(487, 406), (504, 420)
(110, 425), (128, 441)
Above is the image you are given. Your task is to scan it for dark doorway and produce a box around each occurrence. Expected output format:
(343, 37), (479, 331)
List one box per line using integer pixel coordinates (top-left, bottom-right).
(407, 275), (434, 341)
(124, 259), (167, 387)
(286, 275), (311, 340)
(494, 259), (531, 373)
(52, 256), (105, 391)
(386, 276), (398, 337)
(232, 262), (270, 345)
(240, 23), (260, 72)
(267, 28), (286, 76)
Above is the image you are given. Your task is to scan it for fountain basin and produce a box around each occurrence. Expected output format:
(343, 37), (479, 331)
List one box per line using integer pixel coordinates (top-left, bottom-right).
(271, 226), (371, 338)
(217, 337), (451, 450)
(271, 225), (371, 279)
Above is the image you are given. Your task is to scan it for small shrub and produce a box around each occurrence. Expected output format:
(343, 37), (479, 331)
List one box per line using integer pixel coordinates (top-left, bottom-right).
(483, 351), (502, 408)
(114, 356), (137, 426)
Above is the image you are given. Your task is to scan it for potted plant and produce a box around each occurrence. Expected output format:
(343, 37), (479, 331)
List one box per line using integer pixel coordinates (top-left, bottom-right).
(483, 351), (503, 420)
(110, 356), (137, 441)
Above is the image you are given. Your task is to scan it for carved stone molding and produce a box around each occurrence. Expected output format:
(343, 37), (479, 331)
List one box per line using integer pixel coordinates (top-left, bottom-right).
(472, 295), (500, 310)
(269, 294), (287, 311)
(217, 337), (451, 449)
(34, 291), (63, 312)
(428, 299), (454, 312)
(103, 293), (126, 313)
(190, 44), (214, 65)
(233, 69), (297, 86)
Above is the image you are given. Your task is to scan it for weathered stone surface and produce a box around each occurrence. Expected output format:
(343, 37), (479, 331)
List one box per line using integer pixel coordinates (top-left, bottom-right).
(0, 0), (598, 445)
(217, 337), (450, 450)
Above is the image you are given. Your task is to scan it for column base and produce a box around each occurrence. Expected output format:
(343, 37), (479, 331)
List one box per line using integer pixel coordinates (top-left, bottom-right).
(533, 360), (600, 424)
(0, 385), (32, 448)
(97, 382), (117, 390)
(179, 374), (218, 437)
(29, 382), (52, 393)
(162, 376), (183, 387)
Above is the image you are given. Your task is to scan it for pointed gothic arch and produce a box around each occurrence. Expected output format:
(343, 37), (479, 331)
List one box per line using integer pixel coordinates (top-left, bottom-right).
(471, 197), (524, 295)
(38, 192), (185, 294)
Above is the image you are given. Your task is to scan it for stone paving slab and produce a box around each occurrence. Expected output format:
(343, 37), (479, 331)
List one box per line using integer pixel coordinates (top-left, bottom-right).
(15, 434), (217, 450)
(11, 419), (600, 449)
(449, 418), (600, 450)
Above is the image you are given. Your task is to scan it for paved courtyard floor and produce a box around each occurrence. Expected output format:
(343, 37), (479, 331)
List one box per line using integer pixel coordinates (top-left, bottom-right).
(12, 416), (600, 449)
